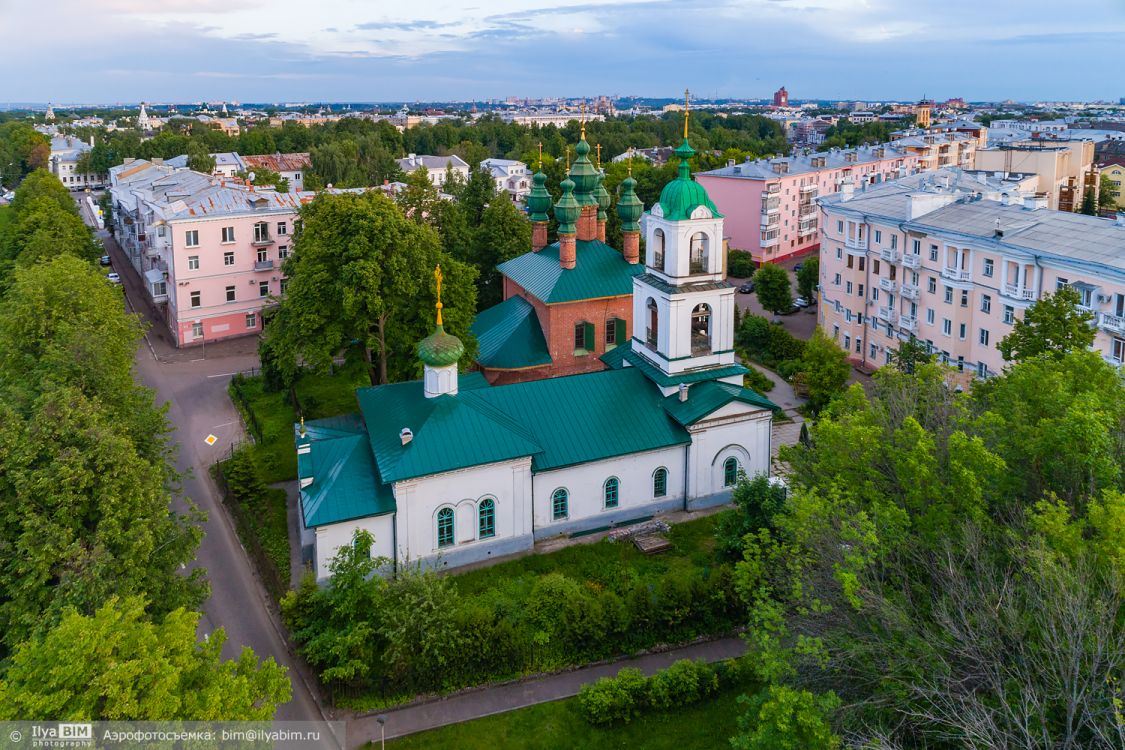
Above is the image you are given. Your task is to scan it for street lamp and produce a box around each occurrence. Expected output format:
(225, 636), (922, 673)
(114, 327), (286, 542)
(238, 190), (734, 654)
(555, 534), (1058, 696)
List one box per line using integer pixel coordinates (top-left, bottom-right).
(376, 716), (386, 750)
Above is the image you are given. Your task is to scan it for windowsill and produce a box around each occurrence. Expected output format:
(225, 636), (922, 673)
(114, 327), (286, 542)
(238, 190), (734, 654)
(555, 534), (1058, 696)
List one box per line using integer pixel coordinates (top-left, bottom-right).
(553, 516), (568, 522)
(220, 241), (235, 245)
(573, 349), (590, 357)
(605, 343), (617, 351)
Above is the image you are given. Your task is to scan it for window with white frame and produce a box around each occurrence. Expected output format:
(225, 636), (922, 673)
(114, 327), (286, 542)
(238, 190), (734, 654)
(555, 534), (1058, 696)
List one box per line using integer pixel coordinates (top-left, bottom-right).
(981, 294), (991, 314)
(225, 285), (235, 302)
(979, 328), (990, 346)
(192, 321), (203, 338)
(223, 251), (234, 266)
(942, 319), (951, 336)
(983, 258), (994, 277)
(188, 255), (199, 270)
(246, 312), (256, 329)
(259, 281), (269, 297)
(185, 230), (199, 247)
(221, 226), (235, 243)
(190, 291), (201, 308)
(926, 309), (934, 324)
(1003, 305), (1015, 324)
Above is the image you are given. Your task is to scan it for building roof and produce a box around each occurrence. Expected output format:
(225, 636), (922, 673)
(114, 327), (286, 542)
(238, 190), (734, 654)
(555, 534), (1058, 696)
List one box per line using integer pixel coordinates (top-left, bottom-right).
(397, 154), (470, 172)
(295, 414), (396, 528)
(471, 295), (552, 370)
(497, 239), (643, 303)
(241, 152), (312, 173)
(698, 143), (914, 182)
(662, 380), (779, 426)
(601, 345), (749, 388)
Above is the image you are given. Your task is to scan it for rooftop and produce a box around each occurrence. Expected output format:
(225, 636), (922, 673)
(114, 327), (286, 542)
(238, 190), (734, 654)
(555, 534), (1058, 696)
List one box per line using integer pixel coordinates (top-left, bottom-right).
(471, 295), (552, 370)
(497, 239), (642, 304)
(241, 152), (312, 173)
(698, 143), (914, 181)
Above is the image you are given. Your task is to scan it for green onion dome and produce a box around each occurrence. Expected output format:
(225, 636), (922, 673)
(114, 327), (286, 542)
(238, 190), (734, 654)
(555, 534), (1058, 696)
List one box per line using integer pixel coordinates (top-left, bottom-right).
(657, 138), (721, 221)
(594, 169), (612, 221)
(417, 325), (464, 367)
(526, 169), (552, 222)
(554, 176), (580, 235)
(617, 174), (643, 232)
(569, 137), (599, 207)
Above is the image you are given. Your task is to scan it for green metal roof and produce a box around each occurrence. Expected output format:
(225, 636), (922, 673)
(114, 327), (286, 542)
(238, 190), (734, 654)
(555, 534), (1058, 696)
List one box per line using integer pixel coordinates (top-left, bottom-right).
(662, 380), (779, 426)
(295, 415), (397, 528)
(498, 239), (642, 304)
(657, 138), (722, 221)
(636, 273), (733, 296)
(417, 324), (465, 367)
(601, 345), (748, 387)
(471, 295), (552, 370)
(465, 367), (690, 472)
(357, 373), (542, 483)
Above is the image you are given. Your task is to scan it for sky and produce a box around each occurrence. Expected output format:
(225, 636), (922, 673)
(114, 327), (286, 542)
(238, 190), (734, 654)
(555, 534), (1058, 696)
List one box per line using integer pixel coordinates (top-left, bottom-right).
(3, 0), (1124, 104)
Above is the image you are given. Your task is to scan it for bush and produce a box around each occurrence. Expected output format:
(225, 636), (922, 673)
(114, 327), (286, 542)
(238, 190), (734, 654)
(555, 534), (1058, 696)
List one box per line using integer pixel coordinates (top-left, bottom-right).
(776, 358), (803, 382)
(648, 659), (719, 710)
(743, 367), (774, 394)
(767, 325), (805, 363)
(737, 314), (772, 355)
(728, 249), (758, 278)
(578, 668), (649, 726)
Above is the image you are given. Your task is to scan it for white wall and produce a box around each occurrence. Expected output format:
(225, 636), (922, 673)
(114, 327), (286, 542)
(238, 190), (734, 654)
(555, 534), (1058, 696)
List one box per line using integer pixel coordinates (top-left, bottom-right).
(393, 457), (534, 564)
(312, 513), (396, 580)
(686, 407), (773, 499)
(531, 445), (687, 532)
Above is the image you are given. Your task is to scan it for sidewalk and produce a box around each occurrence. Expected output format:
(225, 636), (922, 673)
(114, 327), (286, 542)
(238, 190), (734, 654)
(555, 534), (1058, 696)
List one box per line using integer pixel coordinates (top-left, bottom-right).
(346, 636), (746, 746)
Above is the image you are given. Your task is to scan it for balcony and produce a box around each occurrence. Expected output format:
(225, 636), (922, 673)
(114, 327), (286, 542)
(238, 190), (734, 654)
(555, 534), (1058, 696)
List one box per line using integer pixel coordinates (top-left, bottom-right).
(877, 306), (897, 323)
(798, 203), (817, 217)
(941, 267), (972, 283)
(798, 220), (818, 236)
(899, 314), (917, 332)
(799, 184), (818, 194)
(251, 234), (275, 246)
(766, 183), (781, 194)
(1002, 283), (1035, 301)
(878, 278), (897, 293)
(902, 253), (920, 269)
(761, 233), (780, 248)
(844, 237), (868, 251)
(254, 259), (275, 271)
(900, 282), (919, 299)
(879, 247), (900, 263)
(1099, 312), (1125, 335)
(760, 214), (780, 229)
(761, 200), (781, 213)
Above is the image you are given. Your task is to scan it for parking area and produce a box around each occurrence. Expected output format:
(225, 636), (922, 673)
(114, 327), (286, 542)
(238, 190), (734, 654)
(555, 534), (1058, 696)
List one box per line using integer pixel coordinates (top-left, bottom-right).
(730, 260), (820, 341)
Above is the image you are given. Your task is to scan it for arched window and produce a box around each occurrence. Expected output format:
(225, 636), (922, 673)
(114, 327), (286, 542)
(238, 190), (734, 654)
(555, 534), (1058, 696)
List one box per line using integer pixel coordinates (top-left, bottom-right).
(437, 507), (454, 548)
(689, 232), (709, 273)
(653, 467), (668, 498)
(478, 498), (496, 539)
(652, 228), (665, 271)
(552, 488), (569, 520)
(691, 303), (712, 355)
(604, 477), (619, 508)
(646, 298), (659, 350)
(723, 457), (740, 488)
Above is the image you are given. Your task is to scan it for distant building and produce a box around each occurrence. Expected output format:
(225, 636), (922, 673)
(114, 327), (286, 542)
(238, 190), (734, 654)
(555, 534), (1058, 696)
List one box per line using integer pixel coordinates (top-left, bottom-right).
(890, 130), (981, 171)
(772, 86), (789, 108)
(396, 153), (470, 188)
(48, 135), (105, 190)
(849, 111), (876, 124)
(915, 99), (934, 128)
(480, 158), (531, 205)
(975, 139), (1096, 211)
(499, 111), (604, 128)
(45, 103), (55, 121)
(241, 153), (312, 191)
(1100, 160), (1125, 208)
(612, 146), (677, 166)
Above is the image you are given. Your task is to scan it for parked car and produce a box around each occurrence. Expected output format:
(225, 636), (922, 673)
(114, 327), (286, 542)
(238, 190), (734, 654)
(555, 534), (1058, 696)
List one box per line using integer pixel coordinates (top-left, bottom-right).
(793, 263), (803, 273)
(737, 282), (755, 294)
(106, 272), (121, 284)
(99, 255), (111, 266)
(794, 296), (810, 308)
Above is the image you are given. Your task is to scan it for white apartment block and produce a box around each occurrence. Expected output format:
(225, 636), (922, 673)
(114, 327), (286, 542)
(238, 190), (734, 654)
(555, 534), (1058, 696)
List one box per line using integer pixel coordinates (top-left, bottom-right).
(818, 168), (1125, 378)
(480, 158), (531, 204)
(396, 153), (470, 187)
(49, 135), (105, 190)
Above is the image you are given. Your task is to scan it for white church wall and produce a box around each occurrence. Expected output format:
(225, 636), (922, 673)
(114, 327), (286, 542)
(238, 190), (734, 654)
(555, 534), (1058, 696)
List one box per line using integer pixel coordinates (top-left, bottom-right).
(686, 409), (773, 507)
(393, 457), (534, 570)
(312, 513), (395, 581)
(531, 445), (688, 537)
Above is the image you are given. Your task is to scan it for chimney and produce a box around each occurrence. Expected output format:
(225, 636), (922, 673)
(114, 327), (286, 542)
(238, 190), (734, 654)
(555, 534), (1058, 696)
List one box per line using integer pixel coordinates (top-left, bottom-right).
(840, 179), (854, 202)
(559, 233), (577, 270)
(678, 383), (689, 402)
(399, 428), (413, 445)
(622, 231), (640, 264)
(994, 219), (1004, 239)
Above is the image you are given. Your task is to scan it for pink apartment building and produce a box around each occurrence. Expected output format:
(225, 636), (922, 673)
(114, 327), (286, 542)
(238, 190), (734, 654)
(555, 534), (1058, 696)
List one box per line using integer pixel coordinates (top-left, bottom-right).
(817, 168), (1125, 378)
(696, 144), (921, 265)
(109, 159), (304, 347)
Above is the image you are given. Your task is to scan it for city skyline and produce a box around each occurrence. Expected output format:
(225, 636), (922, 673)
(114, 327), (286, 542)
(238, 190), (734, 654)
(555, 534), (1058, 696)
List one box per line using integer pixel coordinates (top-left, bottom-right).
(4, 0), (1123, 103)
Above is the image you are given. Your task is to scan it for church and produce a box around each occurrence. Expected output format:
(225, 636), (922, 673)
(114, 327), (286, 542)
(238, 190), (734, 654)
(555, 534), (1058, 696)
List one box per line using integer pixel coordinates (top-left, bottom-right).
(294, 125), (779, 580)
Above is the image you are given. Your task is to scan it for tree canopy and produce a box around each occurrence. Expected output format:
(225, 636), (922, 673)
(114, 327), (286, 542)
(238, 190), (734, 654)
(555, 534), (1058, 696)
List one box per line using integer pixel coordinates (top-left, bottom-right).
(998, 285), (1095, 362)
(752, 263), (794, 315)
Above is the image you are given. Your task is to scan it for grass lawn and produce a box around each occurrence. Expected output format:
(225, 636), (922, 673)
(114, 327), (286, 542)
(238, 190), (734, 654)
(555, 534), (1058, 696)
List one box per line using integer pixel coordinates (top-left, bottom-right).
(230, 357), (370, 484)
(451, 513), (720, 599)
(384, 685), (749, 749)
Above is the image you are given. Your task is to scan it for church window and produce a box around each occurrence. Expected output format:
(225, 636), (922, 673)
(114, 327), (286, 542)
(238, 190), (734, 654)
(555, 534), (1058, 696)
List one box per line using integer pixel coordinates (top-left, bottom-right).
(691, 304), (712, 355)
(645, 298), (659, 350)
(604, 478), (619, 509)
(478, 498), (495, 539)
(723, 457), (740, 488)
(574, 321), (594, 354)
(552, 488), (569, 520)
(437, 508), (454, 548)
(653, 467), (668, 498)
(652, 229), (665, 271)
(689, 232), (709, 274)
(605, 318), (625, 350)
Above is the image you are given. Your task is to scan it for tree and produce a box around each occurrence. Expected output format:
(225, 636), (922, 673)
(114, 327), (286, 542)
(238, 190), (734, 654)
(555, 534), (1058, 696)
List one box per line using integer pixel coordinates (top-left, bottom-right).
(455, 166), (499, 224)
(395, 167), (443, 226)
(0, 122), (50, 186)
(9, 169), (78, 217)
(888, 336), (934, 374)
(998, 286), (1095, 362)
(267, 191), (478, 385)
(6, 197), (98, 265)
(796, 257), (819, 301)
(1100, 173), (1118, 211)
(185, 142), (216, 174)
(0, 597), (291, 720)
(797, 327), (850, 414)
(472, 198), (532, 309)
(238, 168), (287, 192)
(752, 263), (793, 316)
(1080, 186), (1098, 215)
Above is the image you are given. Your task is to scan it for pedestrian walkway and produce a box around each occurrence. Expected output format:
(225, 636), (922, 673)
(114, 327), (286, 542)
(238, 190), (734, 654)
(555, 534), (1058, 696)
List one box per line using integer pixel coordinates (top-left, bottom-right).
(346, 636), (747, 746)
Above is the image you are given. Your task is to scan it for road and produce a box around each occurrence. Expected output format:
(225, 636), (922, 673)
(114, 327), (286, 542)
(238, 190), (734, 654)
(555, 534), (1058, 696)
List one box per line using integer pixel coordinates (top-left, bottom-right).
(82, 198), (338, 745)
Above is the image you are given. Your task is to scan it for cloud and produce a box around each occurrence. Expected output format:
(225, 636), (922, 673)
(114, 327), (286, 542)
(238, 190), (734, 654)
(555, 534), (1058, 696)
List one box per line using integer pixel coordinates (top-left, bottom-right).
(355, 19), (457, 31)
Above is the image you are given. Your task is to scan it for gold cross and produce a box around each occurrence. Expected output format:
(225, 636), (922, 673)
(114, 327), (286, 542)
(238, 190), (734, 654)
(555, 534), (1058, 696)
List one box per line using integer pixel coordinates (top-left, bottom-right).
(537, 141), (543, 170)
(595, 143), (601, 169)
(684, 88), (691, 139)
(434, 265), (444, 326)
(580, 102), (587, 139)
(565, 145), (571, 171)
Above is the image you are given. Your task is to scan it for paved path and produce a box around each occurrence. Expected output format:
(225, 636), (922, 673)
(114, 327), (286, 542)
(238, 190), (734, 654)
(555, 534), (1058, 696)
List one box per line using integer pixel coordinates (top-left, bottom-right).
(347, 637), (747, 746)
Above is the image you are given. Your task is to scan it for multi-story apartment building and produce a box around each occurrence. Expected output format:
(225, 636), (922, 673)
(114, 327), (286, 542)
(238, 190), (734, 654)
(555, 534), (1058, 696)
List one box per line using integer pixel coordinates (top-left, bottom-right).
(396, 153), (470, 187)
(696, 144), (920, 264)
(108, 159), (301, 347)
(890, 130), (981, 170)
(48, 135), (106, 190)
(818, 168), (1125, 378)
(974, 139), (1096, 211)
(480, 158), (531, 205)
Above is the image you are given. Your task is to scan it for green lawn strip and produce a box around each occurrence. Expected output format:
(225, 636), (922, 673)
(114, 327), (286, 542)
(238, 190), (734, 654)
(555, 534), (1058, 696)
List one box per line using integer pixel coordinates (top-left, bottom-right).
(383, 682), (751, 749)
(242, 485), (290, 588)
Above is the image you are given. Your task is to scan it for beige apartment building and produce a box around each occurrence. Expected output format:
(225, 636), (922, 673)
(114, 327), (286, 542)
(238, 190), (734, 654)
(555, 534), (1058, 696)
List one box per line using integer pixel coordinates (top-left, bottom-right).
(817, 169), (1125, 378)
(975, 139), (1096, 211)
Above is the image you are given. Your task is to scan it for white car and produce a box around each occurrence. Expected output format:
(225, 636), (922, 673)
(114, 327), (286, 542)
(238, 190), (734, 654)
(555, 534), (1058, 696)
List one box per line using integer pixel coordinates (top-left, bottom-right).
(794, 296), (810, 308)
(106, 272), (122, 284)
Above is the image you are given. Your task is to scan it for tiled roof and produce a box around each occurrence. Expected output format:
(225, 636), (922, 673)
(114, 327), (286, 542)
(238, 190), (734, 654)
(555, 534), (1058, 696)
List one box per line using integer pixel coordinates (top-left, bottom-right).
(295, 414), (396, 528)
(471, 295), (552, 370)
(241, 152), (312, 173)
(498, 240), (642, 304)
(662, 381), (778, 426)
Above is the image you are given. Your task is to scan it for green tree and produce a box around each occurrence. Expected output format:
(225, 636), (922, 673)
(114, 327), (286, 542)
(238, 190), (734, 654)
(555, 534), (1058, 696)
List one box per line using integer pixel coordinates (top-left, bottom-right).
(752, 263), (793, 316)
(998, 286), (1095, 362)
(268, 191), (478, 385)
(797, 327), (850, 414)
(1080, 186), (1098, 215)
(0, 122), (50, 185)
(396, 167), (442, 226)
(795, 257), (818, 301)
(455, 166), (499, 224)
(888, 336), (934, 374)
(472, 198), (532, 309)
(185, 142), (216, 174)
(9, 169), (77, 217)
(0, 597), (290, 720)
(1100, 173), (1119, 210)
(7, 197), (98, 265)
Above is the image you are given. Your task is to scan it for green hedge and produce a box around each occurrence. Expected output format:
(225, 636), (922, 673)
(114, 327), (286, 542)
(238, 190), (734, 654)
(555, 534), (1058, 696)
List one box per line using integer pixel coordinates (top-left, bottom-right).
(742, 367), (774, 394)
(727, 249), (758, 278)
(579, 657), (752, 726)
(736, 313), (806, 375)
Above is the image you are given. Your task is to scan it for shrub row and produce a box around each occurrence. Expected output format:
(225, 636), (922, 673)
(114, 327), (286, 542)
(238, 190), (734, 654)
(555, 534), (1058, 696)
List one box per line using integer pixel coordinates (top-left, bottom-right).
(737, 313), (806, 375)
(578, 657), (755, 726)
